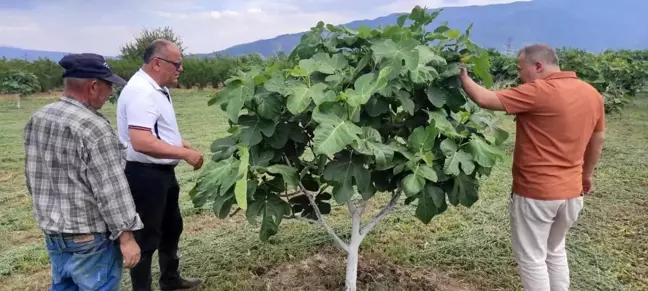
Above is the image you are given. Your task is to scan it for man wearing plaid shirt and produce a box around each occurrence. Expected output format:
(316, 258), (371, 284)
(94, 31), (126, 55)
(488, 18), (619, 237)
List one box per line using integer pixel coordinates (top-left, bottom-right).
(24, 53), (143, 291)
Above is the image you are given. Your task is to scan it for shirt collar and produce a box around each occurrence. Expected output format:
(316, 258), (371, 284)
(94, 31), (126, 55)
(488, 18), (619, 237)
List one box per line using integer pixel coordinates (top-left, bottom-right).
(59, 95), (110, 123)
(135, 69), (170, 95)
(544, 71), (577, 81)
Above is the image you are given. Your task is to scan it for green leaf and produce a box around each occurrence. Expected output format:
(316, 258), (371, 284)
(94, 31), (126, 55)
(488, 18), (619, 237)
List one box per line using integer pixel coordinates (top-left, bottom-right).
(427, 109), (465, 138)
(238, 115), (276, 146)
(192, 157), (240, 207)
(213, 188), (235, 219)
(416, 45), (447, 66)
(440, 139), (475, 175)
(470, 49), (494, 88)
(465, 136), (504, 168)
(309, 83), (331, 105)
(365, 96), (390, 117)
(312, 104), (362, 156)
(234, 146), (250, 210)
(426, 86), (447, 108)
(250, 146), (274, 167)
(446, 29), (461, 39)
(396, 90), (415, 115)
(297, 58), (319, 76)
(264, 75), (294, 96)
(372, 38), (420, 72)
(397, 14), (408, 26)
(439, 62), (462, 79)
(313, 52), (348, 74)
(265, 165), (300, 190)
(255, 92), (282, 120)
(210, 135), (237, 162)
(286, 83), (312, 115)
(216, 81), (255, 123)
(402, 173), (425, 197)
(267, 122), (290, 149)
(345, 72), (388, 107)
(353, 127), (395, 169)
(246, 192), (291, 241)
(323, 155), (371, 203)
(415, 184), (445, 224)
(408, 126), (439, 152)
(417, 164), (439, 182)
(449, 173), (479, 207)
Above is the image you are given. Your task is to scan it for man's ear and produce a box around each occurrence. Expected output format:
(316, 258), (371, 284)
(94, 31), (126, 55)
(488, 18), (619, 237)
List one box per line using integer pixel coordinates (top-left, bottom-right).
(535, 61), (544, 72)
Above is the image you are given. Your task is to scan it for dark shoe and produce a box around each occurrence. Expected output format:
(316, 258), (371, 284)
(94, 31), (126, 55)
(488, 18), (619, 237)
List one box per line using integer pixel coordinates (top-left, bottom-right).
(160, 277), (203, 291)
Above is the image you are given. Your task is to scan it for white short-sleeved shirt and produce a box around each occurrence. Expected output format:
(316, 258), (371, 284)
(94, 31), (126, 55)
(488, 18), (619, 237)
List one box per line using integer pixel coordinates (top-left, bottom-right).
(116, 69), (182, 165)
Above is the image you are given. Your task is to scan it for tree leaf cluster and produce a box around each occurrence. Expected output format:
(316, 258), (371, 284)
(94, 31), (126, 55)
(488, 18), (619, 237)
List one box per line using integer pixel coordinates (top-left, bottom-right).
(190, 6), (511, 241)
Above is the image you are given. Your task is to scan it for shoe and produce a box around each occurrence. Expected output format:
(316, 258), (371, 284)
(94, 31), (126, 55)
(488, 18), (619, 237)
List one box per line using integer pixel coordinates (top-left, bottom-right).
(160, 277), (203, 291)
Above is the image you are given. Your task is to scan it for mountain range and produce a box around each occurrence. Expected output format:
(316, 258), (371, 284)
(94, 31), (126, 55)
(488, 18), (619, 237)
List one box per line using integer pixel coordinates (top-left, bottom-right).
(2, 0), (647, 61)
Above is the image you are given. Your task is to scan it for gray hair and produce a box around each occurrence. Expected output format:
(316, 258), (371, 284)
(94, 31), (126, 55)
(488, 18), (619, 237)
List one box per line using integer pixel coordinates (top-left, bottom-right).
(64, 77), (90, 89)
(142, 39), (173, 63)
(518, 44), (559, 66)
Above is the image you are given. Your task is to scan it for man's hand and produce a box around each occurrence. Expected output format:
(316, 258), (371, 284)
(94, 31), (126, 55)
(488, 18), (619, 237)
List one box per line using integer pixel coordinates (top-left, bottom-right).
(184, 149), (203, 170)
(457, 67), (506, 111)
(119, 232), (141, 268)
(182, 139), (194, 150)
(582, 175), (594, 195)
(459, 67), (470, 82)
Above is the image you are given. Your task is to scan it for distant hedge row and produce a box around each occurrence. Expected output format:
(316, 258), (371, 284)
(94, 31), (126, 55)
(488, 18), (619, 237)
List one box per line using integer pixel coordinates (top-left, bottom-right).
(487, 48), (648, 112)
(0, 52), (287, 93)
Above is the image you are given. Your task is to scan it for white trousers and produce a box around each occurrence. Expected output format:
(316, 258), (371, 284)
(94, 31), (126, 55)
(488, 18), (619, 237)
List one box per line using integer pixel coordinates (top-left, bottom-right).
(509, 193), (584, 291)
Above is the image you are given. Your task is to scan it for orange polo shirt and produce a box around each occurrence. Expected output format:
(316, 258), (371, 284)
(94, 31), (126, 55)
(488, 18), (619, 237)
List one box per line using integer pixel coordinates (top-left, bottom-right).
(495, 71), (605, 200)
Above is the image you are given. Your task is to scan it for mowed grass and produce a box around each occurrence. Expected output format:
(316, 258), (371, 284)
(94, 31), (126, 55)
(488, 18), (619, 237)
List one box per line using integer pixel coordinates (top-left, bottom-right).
(0, 90), (646, 291)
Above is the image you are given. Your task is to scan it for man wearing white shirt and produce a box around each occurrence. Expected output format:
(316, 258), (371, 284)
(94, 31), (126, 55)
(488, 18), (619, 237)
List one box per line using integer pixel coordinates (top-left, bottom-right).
(116, 39), (203, 291)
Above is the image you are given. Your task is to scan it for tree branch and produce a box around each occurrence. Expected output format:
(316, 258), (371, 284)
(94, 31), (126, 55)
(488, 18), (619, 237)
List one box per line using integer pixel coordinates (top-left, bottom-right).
(360, 190), (402, 237)
(283, 155), (349, 252)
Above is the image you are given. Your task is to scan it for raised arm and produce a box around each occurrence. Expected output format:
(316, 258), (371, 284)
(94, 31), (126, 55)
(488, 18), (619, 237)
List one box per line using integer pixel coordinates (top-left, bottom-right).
(459, 68), (506, 111)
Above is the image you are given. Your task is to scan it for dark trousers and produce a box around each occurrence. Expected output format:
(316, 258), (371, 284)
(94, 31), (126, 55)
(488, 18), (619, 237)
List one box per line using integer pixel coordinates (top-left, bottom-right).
(125, 161), (183, 291)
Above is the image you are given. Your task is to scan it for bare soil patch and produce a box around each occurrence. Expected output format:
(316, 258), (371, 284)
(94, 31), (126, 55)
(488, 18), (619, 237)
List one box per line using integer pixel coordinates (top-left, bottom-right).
(251, 246), (478, 291)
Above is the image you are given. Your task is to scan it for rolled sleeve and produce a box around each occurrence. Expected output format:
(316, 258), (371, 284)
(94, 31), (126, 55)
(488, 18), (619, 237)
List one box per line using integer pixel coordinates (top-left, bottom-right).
(86, 134), (143, 240)
(495, 82), (542, 114)
(126, 90), (160, 131)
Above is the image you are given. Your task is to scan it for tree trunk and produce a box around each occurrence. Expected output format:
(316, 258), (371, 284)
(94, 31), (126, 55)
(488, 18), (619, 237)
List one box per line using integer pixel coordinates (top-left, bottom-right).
(345, 202), (363, 291)
(345, 241), (360, 291)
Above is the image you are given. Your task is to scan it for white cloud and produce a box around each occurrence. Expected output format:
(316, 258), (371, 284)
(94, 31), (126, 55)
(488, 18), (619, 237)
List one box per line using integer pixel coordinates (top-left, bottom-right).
(0, 0), (529, 56)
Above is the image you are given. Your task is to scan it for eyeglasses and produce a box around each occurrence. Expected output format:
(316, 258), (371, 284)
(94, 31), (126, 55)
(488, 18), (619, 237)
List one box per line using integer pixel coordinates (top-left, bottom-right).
(154, 57), (182, 70)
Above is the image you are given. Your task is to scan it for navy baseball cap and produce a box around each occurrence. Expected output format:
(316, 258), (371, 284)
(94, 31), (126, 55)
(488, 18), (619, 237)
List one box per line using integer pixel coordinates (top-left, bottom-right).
(59, 53), (127, 86)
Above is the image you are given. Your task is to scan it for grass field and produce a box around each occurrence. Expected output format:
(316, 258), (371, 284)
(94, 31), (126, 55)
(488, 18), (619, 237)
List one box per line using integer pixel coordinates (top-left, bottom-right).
(0, 90), (646, 291)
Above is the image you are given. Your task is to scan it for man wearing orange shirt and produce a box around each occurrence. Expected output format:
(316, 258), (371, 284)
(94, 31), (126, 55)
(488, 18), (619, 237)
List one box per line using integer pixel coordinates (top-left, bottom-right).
(458, 44), (606, 291)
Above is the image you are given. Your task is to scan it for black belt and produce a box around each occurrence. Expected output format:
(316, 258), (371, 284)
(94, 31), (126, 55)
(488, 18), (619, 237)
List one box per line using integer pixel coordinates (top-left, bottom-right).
(126, 161), (177, 171)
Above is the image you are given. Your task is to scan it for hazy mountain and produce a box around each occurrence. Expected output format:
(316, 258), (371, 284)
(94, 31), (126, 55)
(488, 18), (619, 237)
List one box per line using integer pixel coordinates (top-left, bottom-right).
(0, 46), (74, 61)
(2, 0), (647, 61)
(205, 0), (648, 57)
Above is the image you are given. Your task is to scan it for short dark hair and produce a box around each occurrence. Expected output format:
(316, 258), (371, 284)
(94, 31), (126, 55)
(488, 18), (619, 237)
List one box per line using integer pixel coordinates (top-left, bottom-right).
(142, 39), (172, 63)
(518, 44), (559, 66)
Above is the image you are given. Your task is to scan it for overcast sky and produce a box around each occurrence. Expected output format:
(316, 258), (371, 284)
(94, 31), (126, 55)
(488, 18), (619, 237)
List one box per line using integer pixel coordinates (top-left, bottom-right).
(0, 0), (525, 56)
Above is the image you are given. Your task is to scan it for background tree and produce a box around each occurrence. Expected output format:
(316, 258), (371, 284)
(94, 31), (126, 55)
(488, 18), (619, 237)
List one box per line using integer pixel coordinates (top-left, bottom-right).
(119, 26), (186, 60)
(0, 70), (41, 108)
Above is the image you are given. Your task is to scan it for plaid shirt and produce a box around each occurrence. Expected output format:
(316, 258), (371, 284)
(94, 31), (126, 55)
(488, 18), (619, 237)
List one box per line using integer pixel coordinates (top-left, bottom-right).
(24, 96), (143, 240)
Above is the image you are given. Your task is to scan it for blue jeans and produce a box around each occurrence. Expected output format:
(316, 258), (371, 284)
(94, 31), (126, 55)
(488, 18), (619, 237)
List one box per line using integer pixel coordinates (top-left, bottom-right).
(45, 233), (123, 291)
